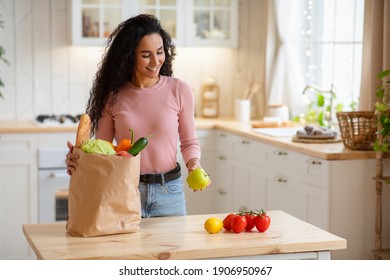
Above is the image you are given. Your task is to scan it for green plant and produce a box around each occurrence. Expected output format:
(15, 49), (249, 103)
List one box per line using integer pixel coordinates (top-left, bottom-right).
(0, 14), (9, 99)
(292, 90), (346, 128)
(374, 69), (390, 152)
(304, 91), (339, 127)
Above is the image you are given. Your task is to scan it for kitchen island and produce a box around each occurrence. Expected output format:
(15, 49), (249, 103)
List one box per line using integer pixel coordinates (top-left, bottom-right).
(23, 211), (346, 260)
(0, 118), (383, 259)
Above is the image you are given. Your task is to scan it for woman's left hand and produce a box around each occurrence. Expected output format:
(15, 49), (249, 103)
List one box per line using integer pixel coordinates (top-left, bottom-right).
(186, 158), (201, 173)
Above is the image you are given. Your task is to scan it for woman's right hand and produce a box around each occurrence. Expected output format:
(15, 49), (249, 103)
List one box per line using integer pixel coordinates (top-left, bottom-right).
(66, 141), (79, 175)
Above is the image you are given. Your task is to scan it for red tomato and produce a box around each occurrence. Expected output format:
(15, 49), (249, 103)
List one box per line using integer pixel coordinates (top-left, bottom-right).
(223, 213), (235, 231)
(231, 215), (247, 233)
(254, 212), (271, 233)
(244, 213), (255, 231)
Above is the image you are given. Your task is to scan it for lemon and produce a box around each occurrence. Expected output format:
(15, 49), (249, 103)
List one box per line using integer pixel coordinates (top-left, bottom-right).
(204, 217), (223, 234)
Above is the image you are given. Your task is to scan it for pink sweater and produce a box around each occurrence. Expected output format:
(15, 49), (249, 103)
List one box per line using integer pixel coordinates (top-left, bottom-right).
(96, 76), (201, 174)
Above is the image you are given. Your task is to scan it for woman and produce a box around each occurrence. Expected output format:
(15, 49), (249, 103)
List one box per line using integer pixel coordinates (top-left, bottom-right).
(66, 14), (205, 218)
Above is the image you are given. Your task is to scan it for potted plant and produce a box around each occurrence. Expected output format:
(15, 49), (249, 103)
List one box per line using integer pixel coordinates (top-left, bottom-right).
(374, 69), (390, 152)
(293, 85), (348, 128)
(0, 14), (9, 99)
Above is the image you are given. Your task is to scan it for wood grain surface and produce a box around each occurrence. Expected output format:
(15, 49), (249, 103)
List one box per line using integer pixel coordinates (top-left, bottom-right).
(23, 211), (346, 260)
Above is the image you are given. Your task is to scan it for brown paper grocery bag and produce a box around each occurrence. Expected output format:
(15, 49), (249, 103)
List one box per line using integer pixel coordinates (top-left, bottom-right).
(66, 148), (141, 237)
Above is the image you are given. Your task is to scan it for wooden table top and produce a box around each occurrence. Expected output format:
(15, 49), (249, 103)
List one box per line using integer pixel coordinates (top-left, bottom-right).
(23, 211), (346, 260)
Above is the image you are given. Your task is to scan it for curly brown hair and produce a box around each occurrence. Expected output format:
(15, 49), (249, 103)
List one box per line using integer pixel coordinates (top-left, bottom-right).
(86, 14), (176, 135)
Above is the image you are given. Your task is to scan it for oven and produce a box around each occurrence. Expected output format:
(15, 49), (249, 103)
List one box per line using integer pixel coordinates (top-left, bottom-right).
(38, 147), (70, 223)
(34, 114), (82, 223)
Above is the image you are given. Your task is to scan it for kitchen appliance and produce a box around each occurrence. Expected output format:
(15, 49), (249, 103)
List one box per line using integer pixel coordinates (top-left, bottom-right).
(38, 147), (70, 222)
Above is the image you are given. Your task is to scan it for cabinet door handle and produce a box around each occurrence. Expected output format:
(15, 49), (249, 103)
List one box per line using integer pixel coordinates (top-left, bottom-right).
(274, 150), (288, 156)
(217, 189), (227, 195)
(49, 172), (69, 178)
(241, 140), (250, 145)
(218, 156), (227, 160)
(306, 159), (322, 165)
(273, 176), (287, 183)
(219, 133), (227, 138)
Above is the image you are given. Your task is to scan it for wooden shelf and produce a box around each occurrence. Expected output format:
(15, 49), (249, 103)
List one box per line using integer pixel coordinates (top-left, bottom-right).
(372, 249), (390, 260)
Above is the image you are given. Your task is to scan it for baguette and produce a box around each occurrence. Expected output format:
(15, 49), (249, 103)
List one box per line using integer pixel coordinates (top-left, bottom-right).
(75, 114), (91, 148)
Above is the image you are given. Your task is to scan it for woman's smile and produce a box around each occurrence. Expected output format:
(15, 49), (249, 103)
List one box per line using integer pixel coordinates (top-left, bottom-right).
(132, 33), (165, 88)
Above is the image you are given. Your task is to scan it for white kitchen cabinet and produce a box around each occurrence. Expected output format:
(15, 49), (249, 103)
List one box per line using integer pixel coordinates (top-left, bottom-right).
(214, 131), (267, 213)
(133, 0), (186, 45)
(71, 0), (238, 47)
(0, 134), (38, 260)
(265, 170), (328, 230)
(212, 130), (329, 230)
(0, 132), (74, 260)
(186, 0), (238, 47)
(180, 129), (217, 215)
(71, 0), (126, 46)
(260, 143), (329, 229)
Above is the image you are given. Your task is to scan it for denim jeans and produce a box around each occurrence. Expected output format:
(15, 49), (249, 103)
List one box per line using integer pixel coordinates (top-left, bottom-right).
(139, 177), (187, 218)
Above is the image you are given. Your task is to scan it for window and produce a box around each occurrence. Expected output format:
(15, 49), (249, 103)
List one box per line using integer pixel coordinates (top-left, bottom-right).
(303, 0), (364, 111)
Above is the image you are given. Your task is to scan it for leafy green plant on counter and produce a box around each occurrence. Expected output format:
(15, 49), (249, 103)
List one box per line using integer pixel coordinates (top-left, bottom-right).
(0, 14), (9, 100)
(292, 91), (348, 128)
(374, 69), (390, 152)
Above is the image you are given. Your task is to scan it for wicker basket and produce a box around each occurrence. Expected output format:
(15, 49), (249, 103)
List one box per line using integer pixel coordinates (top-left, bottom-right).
(336, 111), (377, 150)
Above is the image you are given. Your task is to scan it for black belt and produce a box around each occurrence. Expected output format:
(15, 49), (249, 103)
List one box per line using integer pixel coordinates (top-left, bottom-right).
(140, 163), (181, 184)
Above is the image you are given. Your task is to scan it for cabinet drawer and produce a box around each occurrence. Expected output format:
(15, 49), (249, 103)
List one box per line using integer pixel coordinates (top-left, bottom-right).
(233, 137), (265, 165)
(303, 157), (329, 189)
(196, 129), (216, 152)
(0, 134), (37, 152)
(216, 130), (235, 153)
(263, 144), (304, 177)
(266, 173), (307, 220)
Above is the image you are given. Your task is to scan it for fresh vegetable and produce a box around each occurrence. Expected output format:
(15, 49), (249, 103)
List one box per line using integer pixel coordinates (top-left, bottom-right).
(254, 209), (271, 233)
(116, 150), (132, 157)
(221, 209), (271, 234)
(115, 139), (132, 152)
(230, 215), (247, 233)
(244, 212), (256, 231)
(81, 139), (116, 155)
(204, 217), (223, 234)
(186, 168), (211, 191)
(223, 213), (235, 231)
(128, 136), (150, 156)
(115, 129), (134, 152)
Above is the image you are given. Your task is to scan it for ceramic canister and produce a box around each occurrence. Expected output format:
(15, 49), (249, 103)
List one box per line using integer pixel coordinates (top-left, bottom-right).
(268, 104), (289, 122)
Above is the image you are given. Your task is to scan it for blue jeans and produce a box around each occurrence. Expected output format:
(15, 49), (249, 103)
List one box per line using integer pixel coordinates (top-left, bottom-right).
(138, 177), (187, 218)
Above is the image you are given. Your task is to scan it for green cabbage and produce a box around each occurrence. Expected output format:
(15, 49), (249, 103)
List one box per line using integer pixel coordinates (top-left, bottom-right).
(81, 139), (116, 155)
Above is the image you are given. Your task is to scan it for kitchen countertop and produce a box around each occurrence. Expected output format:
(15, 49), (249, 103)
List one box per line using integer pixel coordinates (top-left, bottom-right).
(0, 118), (378, 160)
(22, 210), (346, 260)
(0, 120), (77, 133)
(199, 118), (378, 160)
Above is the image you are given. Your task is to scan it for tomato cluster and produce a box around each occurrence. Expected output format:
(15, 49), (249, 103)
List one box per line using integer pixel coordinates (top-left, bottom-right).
(223, 209), (271, 234)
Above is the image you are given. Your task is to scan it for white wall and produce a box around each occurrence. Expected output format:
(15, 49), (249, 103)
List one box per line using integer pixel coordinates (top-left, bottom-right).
(0, 0), (267, 121)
